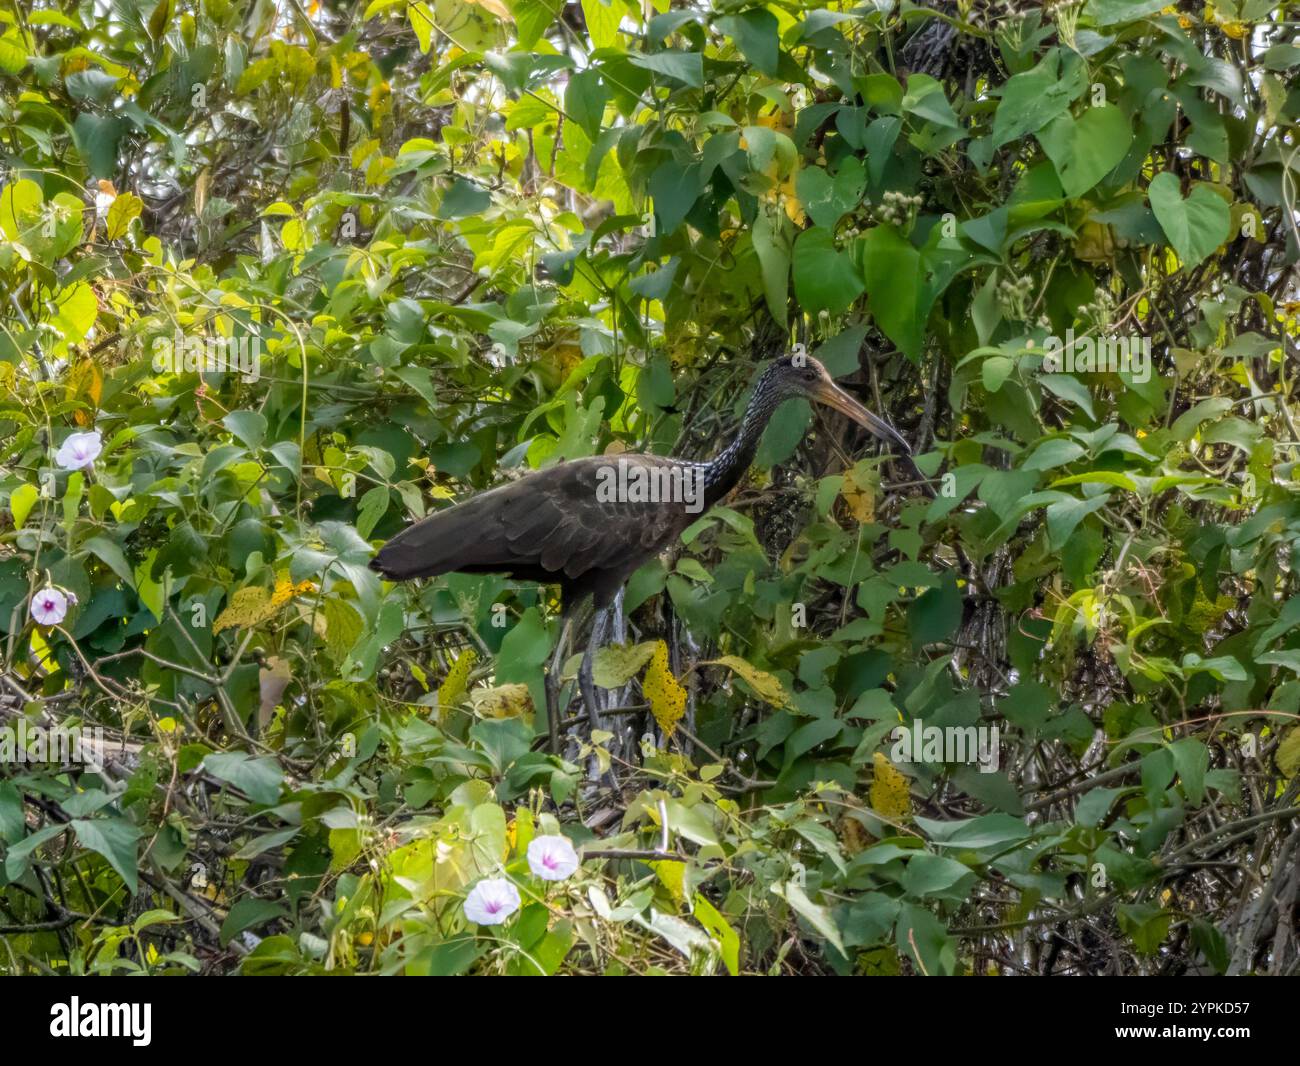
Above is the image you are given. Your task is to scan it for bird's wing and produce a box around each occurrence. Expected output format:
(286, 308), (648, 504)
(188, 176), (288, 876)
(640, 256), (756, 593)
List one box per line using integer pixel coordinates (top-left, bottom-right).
(503, 455), (696, 577)
(369, 454), (692, 582)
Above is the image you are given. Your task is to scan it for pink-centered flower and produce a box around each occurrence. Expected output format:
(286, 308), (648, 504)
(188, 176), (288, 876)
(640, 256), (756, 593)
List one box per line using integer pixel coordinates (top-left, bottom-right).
(54, 430), (103, 471)
(462, 877), (520, 926)
(526, 834), (580, 881)
(30, 588), (69, 626)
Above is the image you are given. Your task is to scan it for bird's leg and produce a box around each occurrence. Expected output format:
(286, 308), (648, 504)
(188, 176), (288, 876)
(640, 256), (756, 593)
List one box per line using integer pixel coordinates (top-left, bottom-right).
(545, 614), (575, 755)
(581, 604), (626, 791)
(579, 605), (609, 734)
(605, 588), (628, 758)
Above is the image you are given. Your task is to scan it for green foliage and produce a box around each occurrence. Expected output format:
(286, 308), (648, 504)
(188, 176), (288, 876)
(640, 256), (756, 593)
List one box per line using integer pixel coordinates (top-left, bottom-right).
(0, 0), (1298, 977)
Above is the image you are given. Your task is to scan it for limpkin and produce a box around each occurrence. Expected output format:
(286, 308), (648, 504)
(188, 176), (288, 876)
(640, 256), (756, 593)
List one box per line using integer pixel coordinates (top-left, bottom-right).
(369, 354), (910, 750)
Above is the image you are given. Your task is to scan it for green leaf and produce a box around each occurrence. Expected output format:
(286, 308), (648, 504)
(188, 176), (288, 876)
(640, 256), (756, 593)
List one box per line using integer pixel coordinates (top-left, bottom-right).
(581, 0), (620, 49)
(1191, 918), (1229, 974)
(793, 227), (863, 316)
(8, 483), (39, 528)
(1117, 902), (1172, 955)
(1086, 0), (1168, 24)
(1148, 172), (1231, 269)
(861, 226), (934, 360)
(203, 753), (285, 805)
(901, 853), (974, 898)
(438, 178), (490, 219)
(220, 897), (288, 946)
(751, 212), (790, 327)
(797, 158), (865, 230)
(81, 536), (136, 588)
(133, 908), (182, 933)
(908, 575), (961, 647)
(649, 161), (701, 235)
(895, 902), (955, 975)
(72, 113), (126, 179)
(0, 782), (26, 843)
(355, 484), (390, 540)
(777, 880), (846, 956)
(223, 410), (267, 449)
(1169, 737), (1208, 805)
(627, 50), (703, 89)
(5, 824), (69, 882)
(902, 75), (959, 129)
(993, 49), (1087, 147)
(1036, 105), (1132, 198)
(408, 2), (434, 52)
(565, 68), (606, 140)
(716, 10), (780, 76)
(51, 281), (98, 344)
(0, 32), (27, 75)
(72, 817), (142, 894)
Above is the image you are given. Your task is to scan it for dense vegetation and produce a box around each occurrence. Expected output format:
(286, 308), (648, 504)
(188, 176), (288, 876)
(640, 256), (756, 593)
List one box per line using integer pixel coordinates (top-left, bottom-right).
(1, 0), (1298, 976)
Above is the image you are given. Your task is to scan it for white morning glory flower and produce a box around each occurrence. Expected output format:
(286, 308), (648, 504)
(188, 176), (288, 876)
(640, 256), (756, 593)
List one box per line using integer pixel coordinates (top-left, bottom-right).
(462, 877), (520, 926)
(526, 834), (580, 882)
(54, 430), (103, 471)
(30, 588), (69, 626)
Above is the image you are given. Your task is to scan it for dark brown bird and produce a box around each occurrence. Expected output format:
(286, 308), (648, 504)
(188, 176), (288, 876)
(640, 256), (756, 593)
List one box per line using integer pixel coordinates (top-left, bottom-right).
(370, 355), (907, 597)
(369, 354), (909, 745)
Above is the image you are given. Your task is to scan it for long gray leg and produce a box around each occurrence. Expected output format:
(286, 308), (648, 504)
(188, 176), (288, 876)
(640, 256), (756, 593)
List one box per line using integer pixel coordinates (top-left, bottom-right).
(545, 615), (574, 754)
(606, 588), (629, 758)
(579, 605), (610, 732)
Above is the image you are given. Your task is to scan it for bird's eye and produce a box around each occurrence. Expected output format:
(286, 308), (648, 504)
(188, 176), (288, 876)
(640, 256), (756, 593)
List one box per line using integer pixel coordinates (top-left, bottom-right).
(802, 370), (816, 381)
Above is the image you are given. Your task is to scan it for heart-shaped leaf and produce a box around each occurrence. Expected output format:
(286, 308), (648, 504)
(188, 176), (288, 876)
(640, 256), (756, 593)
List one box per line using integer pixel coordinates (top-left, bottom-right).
(793, 227), (864, 316)
(1148, 171), (1231, 268)
(1036, 105), (1132, 197)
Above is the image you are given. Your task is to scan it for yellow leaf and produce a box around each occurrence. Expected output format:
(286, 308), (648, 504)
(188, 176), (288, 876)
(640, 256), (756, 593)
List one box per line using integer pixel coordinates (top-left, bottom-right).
(592, 641), (659, 688)
(212, 586), (273, 633)
(841, 464), (875, 523)
(270, 575), (315, 609)
(104, 191), (143, 239)
(465, 0), (512, 17)
(66, 359), (103, 425)
(704, 655), (793, 709)
(437, 647), (477, 710)
(643, 640), (686, 736)
(780, 174), (805, 226)
(259, 655), (291, 727)
(322, 597), (363, 663)
(470, 683), (533, 720)
(870, 753), (912, 821)
(194, 167), (211, 218)
(30, 626), (57, 671)
(653, 859), (687, 903)
(1278, 727), (1300, 779)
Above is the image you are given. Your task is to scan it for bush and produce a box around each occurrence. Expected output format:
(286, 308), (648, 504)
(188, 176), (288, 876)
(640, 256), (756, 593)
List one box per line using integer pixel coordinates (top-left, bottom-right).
(1, 0), (1298, 976)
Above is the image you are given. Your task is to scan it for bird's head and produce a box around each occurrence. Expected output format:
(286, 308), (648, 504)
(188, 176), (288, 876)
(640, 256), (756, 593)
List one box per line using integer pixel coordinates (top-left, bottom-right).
(760, 354), (911, 454)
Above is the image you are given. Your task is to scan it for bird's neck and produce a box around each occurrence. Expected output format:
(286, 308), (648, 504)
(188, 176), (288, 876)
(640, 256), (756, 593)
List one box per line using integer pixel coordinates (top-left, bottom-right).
(701, 381), (783, 508)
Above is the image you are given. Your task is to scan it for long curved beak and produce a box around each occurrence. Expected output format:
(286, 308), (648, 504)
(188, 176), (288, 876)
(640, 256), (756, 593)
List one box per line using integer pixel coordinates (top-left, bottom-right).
(812, 381), (912, 455)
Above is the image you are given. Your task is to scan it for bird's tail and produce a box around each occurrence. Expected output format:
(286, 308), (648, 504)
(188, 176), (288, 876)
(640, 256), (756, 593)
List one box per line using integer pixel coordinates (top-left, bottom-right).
(368, 521), (444, 580)
(369, 496), (480, 580)
(368, 485), (518, 581)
